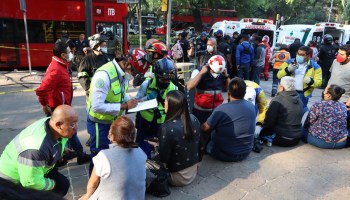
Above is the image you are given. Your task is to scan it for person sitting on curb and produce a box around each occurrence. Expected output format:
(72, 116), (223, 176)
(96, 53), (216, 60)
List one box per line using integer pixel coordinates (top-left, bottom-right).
(202, 78), (256, 162)
(256, 76), (304, 147)
(302, 85), (348, 149)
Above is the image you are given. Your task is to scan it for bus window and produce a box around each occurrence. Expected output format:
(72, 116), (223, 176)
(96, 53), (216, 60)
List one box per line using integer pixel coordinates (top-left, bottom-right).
(0, 19), (17, 66)
(96, 22), (123, 55)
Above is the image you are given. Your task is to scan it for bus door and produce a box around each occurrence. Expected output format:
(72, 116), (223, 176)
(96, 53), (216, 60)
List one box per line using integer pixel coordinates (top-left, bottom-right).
(95, 22), (124, 58)
(0, 19), (18, 68)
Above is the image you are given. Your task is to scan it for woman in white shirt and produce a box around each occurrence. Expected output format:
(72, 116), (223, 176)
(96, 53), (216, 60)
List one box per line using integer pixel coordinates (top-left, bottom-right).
(80, 116), (147, 200)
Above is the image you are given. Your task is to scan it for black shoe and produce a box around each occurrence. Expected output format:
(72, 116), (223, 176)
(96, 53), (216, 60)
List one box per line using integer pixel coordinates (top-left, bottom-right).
(55, 159), (68, 167)
(77, 153), (91, 165)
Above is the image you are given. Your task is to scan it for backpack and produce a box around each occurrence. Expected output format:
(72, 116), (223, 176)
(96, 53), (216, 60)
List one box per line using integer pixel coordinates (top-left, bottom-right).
(171, 40), (183, 60)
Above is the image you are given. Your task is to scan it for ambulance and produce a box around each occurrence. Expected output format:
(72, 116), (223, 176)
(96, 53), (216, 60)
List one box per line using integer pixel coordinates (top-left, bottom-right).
(276, 24), (324, 46)
(209, 20), (240, 37)
(209, 18), (277, 49)
(318, 22), (349, 45)
(238, 18), (277, 49)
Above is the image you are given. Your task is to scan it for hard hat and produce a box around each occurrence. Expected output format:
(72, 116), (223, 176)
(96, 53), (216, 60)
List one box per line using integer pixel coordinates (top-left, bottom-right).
(208, 55), (226, 74)
(127, 48), (151, 74)
(153, 58), (175, 79)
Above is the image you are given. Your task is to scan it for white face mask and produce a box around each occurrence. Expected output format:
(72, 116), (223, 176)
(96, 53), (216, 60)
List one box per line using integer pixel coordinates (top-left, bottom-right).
(101, 47), (108, 54)
(210, 72), (220, 78)
(68, 52), (74, 62)
(207, 45), (214, 53)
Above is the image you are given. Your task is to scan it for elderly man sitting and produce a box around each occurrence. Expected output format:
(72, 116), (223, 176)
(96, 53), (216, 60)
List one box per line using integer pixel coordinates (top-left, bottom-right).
(257, 76), (304, 147)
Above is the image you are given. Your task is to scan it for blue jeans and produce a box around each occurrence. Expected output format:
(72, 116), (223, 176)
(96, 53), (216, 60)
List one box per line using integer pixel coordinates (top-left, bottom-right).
(296, 91), (310, 113)
(250, 65), (263, 84)
(307, 134), (346, 149)
(271, 69), (279, 96)
(237, 63), (251, 80)
(206, 141), (250, 162)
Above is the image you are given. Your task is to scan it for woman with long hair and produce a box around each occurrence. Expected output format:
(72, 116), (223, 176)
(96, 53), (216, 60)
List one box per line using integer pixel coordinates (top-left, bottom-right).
(149, 90), (202, 186)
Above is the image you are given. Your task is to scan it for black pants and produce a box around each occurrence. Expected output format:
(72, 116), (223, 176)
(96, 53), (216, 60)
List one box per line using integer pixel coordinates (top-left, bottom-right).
(260, 129), (300, 147)
(46, 168), (70, 196)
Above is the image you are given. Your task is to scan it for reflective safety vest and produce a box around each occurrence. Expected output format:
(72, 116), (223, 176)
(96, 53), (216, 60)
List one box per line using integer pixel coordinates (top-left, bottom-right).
(140, 78), (177, 124)
(87, 62), (128, 124)
(273, 50), (290, 69)
(0, 118), (67, 191)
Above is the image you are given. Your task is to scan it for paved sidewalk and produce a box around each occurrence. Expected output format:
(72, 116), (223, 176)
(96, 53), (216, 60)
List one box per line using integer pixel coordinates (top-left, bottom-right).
(0, 71), (349, 200)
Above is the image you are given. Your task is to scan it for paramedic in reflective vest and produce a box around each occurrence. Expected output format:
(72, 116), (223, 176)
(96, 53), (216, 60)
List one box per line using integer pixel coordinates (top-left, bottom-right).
(0, 105), (78, 196)
(135, 58), (177, 157)
(187, 55), (230, 146)
(87, 57), (138, 174)
(277, 46), (322, 112)
(269, 44), (290, 97)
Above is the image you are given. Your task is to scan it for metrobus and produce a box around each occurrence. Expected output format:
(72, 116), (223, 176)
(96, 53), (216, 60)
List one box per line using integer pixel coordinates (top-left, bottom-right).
(0, 0), (128, 69)
(276, 24), (324, 46)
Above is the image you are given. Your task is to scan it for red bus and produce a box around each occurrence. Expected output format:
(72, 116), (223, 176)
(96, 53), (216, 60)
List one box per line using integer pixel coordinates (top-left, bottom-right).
(0, 0), (128, 69)
(172, 8), (238, 28)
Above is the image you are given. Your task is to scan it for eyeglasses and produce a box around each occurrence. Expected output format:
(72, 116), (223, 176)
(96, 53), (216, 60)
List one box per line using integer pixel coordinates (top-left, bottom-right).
(70, 122), (78, 129)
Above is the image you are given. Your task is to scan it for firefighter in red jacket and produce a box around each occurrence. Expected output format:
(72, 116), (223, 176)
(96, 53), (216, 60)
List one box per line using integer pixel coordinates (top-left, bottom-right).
(36, 41), (90, 165)
(187, 55), (230, 146)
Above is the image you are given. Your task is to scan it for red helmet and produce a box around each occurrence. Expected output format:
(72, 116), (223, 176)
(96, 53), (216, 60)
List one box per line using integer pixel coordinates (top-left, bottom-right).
(127, 48), (151, 74)
(145, 39), (158, 49)
(145, 41), (168, 56)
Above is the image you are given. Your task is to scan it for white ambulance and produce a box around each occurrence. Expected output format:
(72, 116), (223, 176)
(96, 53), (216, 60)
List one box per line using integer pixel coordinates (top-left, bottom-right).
(318, 22), (349, 45)
(209, 20), (240, 37)
(238, 18), (277, 49)
(276, 24), (324, 46)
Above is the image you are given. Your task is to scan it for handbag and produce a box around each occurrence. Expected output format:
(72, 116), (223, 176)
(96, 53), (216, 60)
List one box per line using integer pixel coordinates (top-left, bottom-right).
(146, 159), (171, 197)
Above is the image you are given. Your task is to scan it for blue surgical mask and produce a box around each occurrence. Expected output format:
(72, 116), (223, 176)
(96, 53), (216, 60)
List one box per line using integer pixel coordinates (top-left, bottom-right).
(296, 55), (305, 64)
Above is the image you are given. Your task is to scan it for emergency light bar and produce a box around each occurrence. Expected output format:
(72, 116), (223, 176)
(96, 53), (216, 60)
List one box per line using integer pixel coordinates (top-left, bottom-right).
(242, 18), (273, 24)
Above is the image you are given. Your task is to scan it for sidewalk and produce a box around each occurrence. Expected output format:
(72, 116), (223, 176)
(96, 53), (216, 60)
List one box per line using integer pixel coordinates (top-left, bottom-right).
(0, 70), (349, 200)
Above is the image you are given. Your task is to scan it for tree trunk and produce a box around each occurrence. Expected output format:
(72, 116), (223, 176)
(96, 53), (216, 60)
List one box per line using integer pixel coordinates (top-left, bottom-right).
(192, 8), (202, 32)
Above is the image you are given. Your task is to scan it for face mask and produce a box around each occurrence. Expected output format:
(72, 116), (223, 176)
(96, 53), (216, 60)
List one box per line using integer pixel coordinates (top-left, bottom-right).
(207, 45), (214, 53)
(336, 54), (347, 63)
(210, 72), (220, 78)
(64, 52), (73, 62)
(100, 47), (107, 54)
(296, 55), (305, 64)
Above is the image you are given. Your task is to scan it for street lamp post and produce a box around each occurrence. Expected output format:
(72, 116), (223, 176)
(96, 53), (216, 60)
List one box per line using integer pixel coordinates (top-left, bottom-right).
(166, 0), (172, 47)
(327, 0), (334, 22)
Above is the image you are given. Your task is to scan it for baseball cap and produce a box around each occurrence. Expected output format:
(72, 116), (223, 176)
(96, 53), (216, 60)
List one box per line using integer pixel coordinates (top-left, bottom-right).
(216, 29), (223, 35)
(233, 31), (239, 35)
(224, 35), (230, 40)
(200, 31), (207, 37)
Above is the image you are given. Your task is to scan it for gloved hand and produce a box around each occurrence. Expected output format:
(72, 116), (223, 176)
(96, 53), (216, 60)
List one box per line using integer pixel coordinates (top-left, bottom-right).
(254, 125), (263, 138)
(287, 63), (298, 73)
(144, 71), (154, 79)
(146, 91), (158, 100)
(305, 76), (313, 85)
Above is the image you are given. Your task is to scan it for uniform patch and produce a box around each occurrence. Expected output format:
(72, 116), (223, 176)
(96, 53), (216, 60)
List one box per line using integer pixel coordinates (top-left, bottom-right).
(95, 78), (105, 88)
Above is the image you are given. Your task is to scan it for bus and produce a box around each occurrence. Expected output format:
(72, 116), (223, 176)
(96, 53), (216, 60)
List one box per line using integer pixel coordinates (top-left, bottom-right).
(0, 0), (128, 69)
(172, 7), (238, 29)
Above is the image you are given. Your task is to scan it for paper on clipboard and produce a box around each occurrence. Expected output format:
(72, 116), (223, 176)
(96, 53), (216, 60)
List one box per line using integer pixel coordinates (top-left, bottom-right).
(127, 99), (158, 113)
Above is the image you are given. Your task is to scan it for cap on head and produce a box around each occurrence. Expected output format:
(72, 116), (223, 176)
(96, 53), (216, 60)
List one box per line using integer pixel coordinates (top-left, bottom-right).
(200, 32), (207, 37)
(216, 29), (223, 35)
(233, 31), (239, 35)
(224, 35), (230, 40)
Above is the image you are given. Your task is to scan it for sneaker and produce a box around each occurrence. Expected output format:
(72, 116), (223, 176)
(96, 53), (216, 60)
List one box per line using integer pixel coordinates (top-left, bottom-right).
(77, 153), (91, 165)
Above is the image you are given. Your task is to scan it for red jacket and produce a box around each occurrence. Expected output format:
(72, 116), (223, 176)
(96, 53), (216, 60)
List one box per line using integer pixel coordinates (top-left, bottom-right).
(36, 56), (72, 108)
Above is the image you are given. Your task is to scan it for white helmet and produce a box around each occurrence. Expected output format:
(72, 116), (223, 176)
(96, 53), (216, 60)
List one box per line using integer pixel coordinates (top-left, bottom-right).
(88, 34), (106, 49)
(208, 55), (226, 78)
